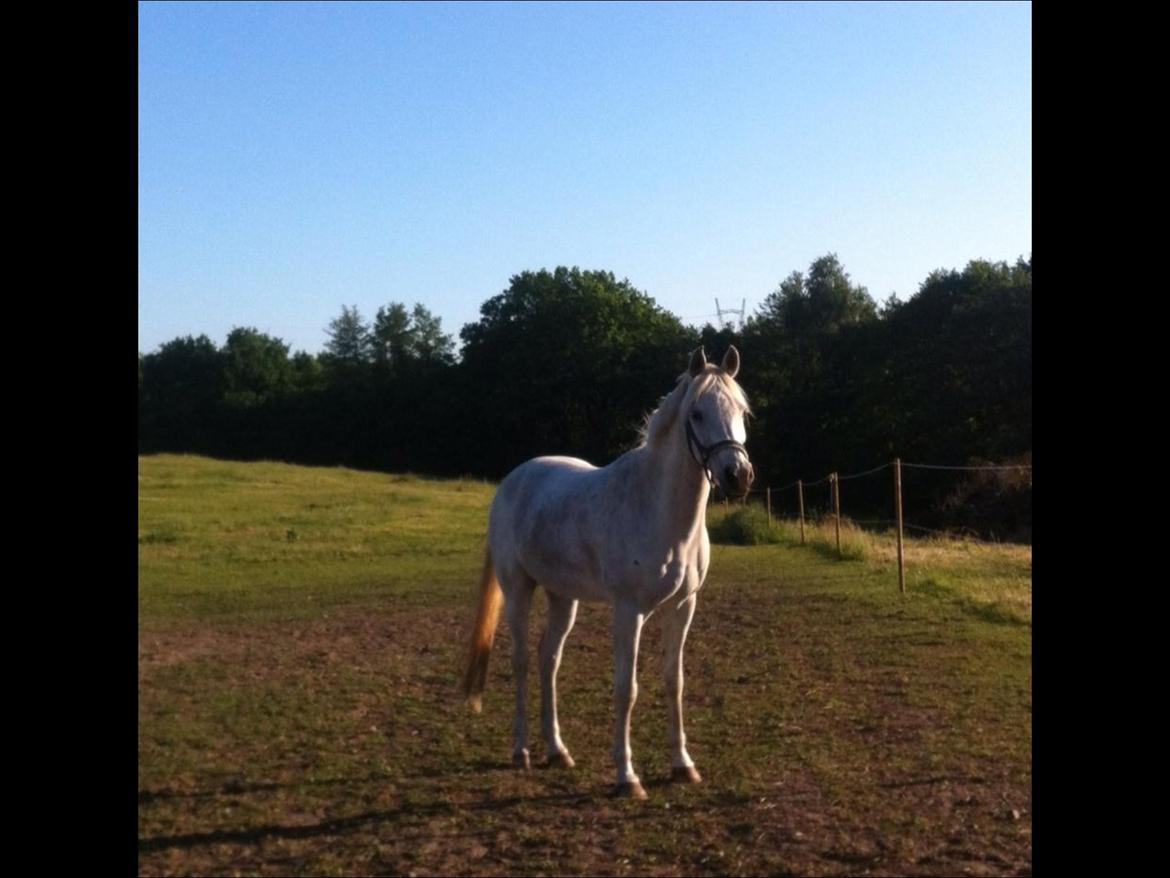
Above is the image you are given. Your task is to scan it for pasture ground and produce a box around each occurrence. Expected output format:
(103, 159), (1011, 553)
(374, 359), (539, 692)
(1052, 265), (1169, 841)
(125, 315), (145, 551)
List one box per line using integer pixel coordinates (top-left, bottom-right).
(139, 455), (1032, 876)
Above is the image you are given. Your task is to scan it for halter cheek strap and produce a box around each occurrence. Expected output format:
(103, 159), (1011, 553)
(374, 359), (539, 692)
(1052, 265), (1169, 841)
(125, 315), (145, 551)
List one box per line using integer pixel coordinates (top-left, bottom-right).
(685, 417), (748, 488)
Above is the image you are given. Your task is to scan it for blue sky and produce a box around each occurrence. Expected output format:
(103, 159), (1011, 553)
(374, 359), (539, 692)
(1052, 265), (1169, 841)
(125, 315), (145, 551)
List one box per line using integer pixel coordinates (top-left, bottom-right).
(138, 1), (1031, 356)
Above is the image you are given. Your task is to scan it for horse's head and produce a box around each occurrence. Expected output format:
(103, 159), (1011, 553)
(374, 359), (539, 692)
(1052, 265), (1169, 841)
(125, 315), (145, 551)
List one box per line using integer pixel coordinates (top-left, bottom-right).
(685, 347), (755, 498)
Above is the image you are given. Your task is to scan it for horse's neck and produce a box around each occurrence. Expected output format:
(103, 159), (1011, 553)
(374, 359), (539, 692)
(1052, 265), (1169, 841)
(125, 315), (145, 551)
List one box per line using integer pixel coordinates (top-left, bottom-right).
(632, 429), (710, 542)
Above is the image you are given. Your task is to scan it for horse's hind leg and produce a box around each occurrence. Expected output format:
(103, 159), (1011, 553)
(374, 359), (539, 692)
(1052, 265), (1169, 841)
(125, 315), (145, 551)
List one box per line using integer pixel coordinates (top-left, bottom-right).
(501, 569), (536, 769)
(539, 591), (578, 767)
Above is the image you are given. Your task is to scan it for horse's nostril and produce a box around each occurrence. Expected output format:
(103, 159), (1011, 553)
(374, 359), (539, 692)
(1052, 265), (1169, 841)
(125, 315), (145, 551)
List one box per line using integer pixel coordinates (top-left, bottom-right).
(724, 465), (737, 484)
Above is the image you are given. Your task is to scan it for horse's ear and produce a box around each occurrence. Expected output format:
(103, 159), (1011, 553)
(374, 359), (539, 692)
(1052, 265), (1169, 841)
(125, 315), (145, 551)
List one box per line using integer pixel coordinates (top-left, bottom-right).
(688, 347), (707, 377)
(721, 346), (740, 378)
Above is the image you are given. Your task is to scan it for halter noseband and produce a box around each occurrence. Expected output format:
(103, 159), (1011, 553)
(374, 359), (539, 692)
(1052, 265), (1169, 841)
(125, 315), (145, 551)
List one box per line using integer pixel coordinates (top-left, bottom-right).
(685, 415), (748, 488)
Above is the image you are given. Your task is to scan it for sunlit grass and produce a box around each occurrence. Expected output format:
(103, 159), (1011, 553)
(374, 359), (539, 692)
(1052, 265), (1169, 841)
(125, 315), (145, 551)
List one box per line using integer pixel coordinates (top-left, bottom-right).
(704, 500), (1031, 627)
(139, 454), (495, 621)
(139, 455), (1032, 876)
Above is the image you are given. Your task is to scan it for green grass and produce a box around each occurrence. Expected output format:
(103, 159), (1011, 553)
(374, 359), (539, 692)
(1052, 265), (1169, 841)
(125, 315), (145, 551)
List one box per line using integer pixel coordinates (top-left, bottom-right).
(139, 454), (495, 622)
(707, 502), (1030, 627)
(139, 454), (1032, 876)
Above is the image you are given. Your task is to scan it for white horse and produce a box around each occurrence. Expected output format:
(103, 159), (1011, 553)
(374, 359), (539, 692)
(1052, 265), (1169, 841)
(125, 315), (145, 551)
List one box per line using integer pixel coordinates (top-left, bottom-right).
(462, 346), (754, 798)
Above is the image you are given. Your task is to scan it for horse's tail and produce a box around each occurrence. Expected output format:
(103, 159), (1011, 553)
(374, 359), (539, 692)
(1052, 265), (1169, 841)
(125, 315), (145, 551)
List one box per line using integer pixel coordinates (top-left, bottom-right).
(462, 545), (503, 713)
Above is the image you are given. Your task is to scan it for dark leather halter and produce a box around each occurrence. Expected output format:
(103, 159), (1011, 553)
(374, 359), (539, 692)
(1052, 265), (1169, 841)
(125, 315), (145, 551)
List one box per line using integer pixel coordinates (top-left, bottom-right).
(685, 415), (748, 488)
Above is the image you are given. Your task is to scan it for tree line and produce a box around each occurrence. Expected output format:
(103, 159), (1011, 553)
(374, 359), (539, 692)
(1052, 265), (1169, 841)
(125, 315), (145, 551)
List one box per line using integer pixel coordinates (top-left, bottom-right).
(138, 255), (1032, 539)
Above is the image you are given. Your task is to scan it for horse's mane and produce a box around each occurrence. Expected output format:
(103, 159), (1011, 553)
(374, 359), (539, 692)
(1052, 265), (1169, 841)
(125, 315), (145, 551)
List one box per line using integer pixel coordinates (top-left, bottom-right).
(637, 366), (751, 449)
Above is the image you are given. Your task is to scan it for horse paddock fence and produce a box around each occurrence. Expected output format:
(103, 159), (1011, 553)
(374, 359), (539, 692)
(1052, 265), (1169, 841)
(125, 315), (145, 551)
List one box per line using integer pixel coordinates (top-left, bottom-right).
(717, 457), (1032, 593)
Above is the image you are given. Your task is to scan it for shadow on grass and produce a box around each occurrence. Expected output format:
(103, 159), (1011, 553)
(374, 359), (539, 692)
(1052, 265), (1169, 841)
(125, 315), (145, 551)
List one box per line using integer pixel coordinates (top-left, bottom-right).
(139, 789), (596, 853)
(139, 756), (560, 808)
(914, 576), (1029, 628)
(877, 773), (987, 789)
(139, 774), (383, 804)
(803, 536), (867, 563)
(404, 756), (518, 779)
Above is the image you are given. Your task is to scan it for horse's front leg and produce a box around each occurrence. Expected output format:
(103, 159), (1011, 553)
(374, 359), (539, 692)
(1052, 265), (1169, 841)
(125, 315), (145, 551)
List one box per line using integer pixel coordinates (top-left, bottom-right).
(663, 594), (701, 783)
(611, 601), (647, 798)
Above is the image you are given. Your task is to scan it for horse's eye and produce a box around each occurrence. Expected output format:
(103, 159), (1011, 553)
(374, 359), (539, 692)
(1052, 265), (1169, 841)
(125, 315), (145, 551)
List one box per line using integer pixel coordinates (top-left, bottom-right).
(691, 411), (703, 422)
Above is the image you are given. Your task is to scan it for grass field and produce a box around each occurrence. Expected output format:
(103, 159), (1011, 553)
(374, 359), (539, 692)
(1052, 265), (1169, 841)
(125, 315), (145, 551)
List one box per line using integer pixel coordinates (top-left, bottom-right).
(139, 454), (1032, 876)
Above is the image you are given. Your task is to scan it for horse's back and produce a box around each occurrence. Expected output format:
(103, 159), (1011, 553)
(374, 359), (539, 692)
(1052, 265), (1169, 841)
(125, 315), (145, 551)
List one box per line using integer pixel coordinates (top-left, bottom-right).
(489, 455), (611, 599)
(490, 456), (600, 539)
(494, 454), (597, 501)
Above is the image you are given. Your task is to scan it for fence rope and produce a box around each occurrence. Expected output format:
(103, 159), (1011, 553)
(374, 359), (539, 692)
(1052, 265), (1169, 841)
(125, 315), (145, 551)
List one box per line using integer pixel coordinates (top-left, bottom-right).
(719, 456), (1031, 590)
(901, 462), (1032, 471)
(836, 462), (891, 481)
(766, 514), (1018, 545)
(815, 516), (1006, 541)
(756, 458), (1031, 494)
(713, 458), (1031, 528)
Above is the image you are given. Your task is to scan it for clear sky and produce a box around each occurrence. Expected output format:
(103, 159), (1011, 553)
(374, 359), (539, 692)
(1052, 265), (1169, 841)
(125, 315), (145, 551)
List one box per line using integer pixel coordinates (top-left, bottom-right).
(138, 0), (1031, 356)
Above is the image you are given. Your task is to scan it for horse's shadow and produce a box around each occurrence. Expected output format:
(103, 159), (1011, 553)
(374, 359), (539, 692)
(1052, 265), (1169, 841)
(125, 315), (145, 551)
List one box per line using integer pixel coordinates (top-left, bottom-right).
(139, 785), (598, 853)
(140, 756), (695, 855)
(407, 757), (513, 778)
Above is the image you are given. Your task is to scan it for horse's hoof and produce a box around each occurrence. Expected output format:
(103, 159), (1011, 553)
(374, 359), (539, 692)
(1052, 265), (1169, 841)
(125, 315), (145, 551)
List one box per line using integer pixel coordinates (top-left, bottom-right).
(611, 780), (648, 800)
(546, 751), (575, 769)
(670, 765), (703, 784)
(512, 749), (531, 770)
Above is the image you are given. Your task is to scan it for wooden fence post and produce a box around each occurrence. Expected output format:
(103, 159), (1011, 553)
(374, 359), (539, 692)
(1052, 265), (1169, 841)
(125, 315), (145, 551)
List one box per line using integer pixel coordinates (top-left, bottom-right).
(766, 486), (772, 526)
(832, 473), (841, 557)
(797, 480), (805, 545)
(895, 458), (905, 594)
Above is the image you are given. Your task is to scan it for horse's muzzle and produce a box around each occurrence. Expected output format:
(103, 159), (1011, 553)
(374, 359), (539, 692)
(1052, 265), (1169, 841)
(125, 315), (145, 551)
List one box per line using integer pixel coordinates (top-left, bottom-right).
(721, 459), (754, 498)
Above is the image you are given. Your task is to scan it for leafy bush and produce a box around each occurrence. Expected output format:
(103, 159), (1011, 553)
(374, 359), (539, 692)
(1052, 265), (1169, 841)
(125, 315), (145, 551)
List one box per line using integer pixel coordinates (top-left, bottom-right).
(934, 453), (1031, 542)
(707, 506), (782, 545)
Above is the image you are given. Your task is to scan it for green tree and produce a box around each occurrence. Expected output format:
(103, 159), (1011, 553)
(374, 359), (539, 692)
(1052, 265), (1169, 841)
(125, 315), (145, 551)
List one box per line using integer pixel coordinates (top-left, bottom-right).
(372, 303), (412, 369)
(138, 334), (225, 452)
(371, 302), (455, 370)
(221, 327), (292, 408)
(409, 303), (455, 365)
(876, 256), (1032, 463)
(459, 266), (697, 474)
(752, 254), (876, 379)
(742, 254), (879, 485)
(324, 305), (372, 364)
(290, 350), (326, 393)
